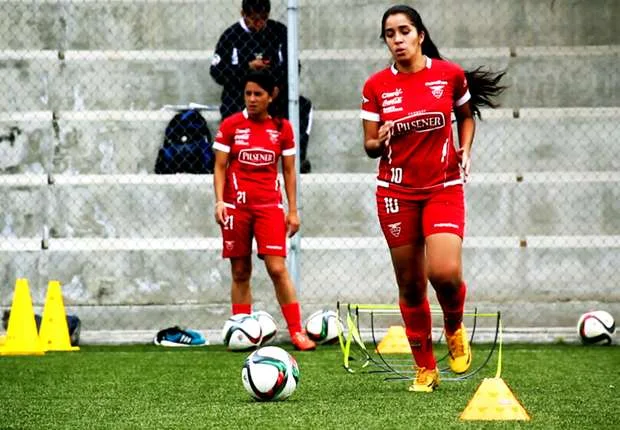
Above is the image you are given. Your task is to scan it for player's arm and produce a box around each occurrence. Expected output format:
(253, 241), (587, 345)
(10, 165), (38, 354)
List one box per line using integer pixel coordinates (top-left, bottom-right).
(210, 29), (245, 88)
(454, 102), (475, 179)
(281, 154), (299, 237)
(363, 119), (393, 159)
(212, 126), (231, 225)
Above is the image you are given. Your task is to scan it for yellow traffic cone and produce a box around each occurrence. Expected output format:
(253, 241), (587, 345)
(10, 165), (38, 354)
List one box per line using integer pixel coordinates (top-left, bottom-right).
(39, 281), (79, 352)
(460, 377), (530, 421)
(0, 278), (45, 356)
(376, 325), (411, 354)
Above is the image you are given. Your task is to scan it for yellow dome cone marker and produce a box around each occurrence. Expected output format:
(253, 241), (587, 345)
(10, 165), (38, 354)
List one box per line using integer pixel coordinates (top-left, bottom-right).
(0, 278), (45, 356)
(39, 281), (80, 352)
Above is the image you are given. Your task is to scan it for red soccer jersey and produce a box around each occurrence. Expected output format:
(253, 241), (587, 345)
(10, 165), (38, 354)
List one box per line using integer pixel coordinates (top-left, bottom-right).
(361, 57), (471, 196)
(213, 110), (296, 207)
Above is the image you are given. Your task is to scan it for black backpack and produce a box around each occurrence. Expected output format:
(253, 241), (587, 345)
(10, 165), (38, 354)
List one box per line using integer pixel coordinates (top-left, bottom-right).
(155, 109), (214, 174)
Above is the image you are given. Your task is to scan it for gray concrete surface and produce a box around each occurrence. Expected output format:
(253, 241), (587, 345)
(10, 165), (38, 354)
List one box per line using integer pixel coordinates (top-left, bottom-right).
(1, 110), (618, 174)
(2, 176), (619, 238)
(1, 0), (618, 50)
(0, 246), (618, 330)
(1, 50), (618, 111)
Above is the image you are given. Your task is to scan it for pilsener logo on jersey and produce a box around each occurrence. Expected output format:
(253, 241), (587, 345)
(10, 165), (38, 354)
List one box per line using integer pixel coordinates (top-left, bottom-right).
(238, 148), (276, 166)
(392, 112), (445, 136)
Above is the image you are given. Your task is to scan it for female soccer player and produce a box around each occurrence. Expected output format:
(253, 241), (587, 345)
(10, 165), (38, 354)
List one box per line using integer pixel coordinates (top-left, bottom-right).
(361, 5), (505, 391)
(213, 70), (316, 351)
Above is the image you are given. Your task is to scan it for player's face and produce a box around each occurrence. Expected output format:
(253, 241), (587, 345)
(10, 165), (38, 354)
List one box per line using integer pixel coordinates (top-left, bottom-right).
(244, 82), (271, 117)
(242, 11), (268, 32)
(383, 13), (424, 64)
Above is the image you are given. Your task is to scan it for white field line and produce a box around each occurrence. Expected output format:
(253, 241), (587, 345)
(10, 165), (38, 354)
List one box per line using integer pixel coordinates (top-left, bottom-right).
(2, 235), (619, 252)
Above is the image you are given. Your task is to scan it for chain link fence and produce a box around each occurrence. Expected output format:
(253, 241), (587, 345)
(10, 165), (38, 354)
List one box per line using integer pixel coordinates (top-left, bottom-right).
(0, 0), (618, 341)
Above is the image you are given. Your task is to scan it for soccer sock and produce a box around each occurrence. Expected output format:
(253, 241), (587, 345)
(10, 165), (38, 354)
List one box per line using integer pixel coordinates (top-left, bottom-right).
(232, 303), (252, 315)
(400, 300), (436, 369)
(281, 302), (303, 337)
(436, 281), (467, 335)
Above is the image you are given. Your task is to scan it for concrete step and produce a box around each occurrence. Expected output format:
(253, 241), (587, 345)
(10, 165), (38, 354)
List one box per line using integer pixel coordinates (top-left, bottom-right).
(1, 108), (619, 174)
(1, 174), (619, 237)
(1, 245), (618, 329)
(0, 47), (617, 111)
(1, 0), (618, 50)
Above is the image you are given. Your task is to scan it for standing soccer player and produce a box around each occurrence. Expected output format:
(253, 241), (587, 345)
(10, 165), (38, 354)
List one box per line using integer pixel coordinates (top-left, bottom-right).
(213, 70), (316, 351)
(361, 5), (505, 391)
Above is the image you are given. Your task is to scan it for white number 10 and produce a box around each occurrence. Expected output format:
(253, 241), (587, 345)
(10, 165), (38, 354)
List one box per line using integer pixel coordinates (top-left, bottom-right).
(390, 167), (403, 183)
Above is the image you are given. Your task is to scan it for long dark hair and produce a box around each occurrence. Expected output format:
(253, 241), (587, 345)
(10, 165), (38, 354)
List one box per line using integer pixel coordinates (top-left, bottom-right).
(243, 70), (283, 129)
(380, 5), (507, 118)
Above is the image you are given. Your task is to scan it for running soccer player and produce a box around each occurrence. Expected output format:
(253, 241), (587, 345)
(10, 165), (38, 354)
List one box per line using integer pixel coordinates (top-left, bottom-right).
(213, 70), (316, 351)
(361, 5), (506, 391)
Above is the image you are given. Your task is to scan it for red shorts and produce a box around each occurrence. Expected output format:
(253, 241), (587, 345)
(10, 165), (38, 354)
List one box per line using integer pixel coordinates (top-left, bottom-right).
(220, 204), (287, 258)
(376, 185), (465, 248)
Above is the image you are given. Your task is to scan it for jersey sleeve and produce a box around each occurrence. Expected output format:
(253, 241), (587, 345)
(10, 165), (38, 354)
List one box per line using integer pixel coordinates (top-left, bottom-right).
(360, 78), (381, 122)
(213, 118), (233, 153)
(280, 120), (296, 157)
(453, 66), (471, 107)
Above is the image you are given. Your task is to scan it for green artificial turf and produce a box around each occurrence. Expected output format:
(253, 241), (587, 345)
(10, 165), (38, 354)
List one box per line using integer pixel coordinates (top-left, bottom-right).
(0, 343), (618, 429)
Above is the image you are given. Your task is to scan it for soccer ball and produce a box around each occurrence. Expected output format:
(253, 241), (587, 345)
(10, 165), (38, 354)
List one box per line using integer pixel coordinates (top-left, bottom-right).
(305, 309), (339, 344)
(577, 311), (615, 345)
(241, 346), (299, 401)
(221, 313), (262, 351)
(252, 310), (278, 345)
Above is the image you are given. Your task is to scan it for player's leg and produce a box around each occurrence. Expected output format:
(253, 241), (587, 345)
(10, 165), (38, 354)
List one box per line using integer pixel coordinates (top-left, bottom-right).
(424, 185), (471, 373)
(255, 206), (315, 351)
(377, 194), (438, 391)
(220, 206), (253, 315)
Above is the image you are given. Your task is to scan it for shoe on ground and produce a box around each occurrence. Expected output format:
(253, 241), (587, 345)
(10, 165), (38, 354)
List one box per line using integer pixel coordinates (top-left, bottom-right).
(409, 367), (440, 392)
(300, 159), (311, 174)
(446, 323), (472, 374)
(153, 326), (209, 347)
(291, 331), (316, 351)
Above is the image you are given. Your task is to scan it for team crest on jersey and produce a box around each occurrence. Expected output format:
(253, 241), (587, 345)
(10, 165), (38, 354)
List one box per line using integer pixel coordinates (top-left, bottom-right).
(387, 222), (402, 237)
(239, 148), (276, 166)
(266, 129), (280, 145)
(425, 80), (447, 99)
(225, 241), (235, 250)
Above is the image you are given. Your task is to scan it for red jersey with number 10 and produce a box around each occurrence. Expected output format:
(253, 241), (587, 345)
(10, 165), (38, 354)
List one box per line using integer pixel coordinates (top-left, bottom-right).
(213, 110), (296, 207)
(361, 57), (471, 196)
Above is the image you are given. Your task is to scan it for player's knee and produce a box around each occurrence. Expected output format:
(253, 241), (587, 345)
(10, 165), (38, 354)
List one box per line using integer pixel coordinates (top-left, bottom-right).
(428, 264), (461, 290)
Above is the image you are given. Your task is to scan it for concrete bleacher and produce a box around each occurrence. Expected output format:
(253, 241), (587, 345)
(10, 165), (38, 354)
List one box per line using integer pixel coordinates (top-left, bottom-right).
(1, 0), (619, 341)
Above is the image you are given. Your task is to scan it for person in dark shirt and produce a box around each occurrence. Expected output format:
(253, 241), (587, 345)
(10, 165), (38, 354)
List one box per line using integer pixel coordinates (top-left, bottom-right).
(210, 0), (288, 120)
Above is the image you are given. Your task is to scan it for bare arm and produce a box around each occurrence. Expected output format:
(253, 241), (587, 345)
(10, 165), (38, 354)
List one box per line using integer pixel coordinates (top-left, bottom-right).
(281, 154), (299, 237)
(213, 149), (229, 225)
(454, 102), (476, 179)
(362, 119), (393, 159)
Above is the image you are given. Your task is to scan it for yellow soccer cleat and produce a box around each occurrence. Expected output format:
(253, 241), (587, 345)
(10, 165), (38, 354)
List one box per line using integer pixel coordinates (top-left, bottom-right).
(446, 323), (472, 374)
(408, 367), (440, 393)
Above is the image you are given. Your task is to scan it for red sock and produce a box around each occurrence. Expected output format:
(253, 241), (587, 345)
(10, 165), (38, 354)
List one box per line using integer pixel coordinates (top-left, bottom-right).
(281, 302), (303, 337)
(436, 281), (467, 335)
(232, 303), (252, 315)
(399, 300), (436, 369)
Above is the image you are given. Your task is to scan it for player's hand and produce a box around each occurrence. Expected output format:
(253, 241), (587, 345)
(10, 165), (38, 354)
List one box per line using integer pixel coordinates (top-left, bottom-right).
(378, 121), (394, 147)
(457, 148), (472, 182)
(286, 210), (300, 238)
(215, 201), (228, 225)
(249, 58), (270, 70)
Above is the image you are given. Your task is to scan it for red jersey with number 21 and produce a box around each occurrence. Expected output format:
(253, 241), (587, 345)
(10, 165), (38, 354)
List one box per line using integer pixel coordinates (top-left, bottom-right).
(213, 109), (296, 207)
(361, 57), (471, 197)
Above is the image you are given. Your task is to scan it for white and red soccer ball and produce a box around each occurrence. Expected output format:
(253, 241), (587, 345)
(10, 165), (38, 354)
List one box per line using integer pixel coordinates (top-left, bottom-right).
(241, 346), (299, 401)
(577, 311), (615, 345)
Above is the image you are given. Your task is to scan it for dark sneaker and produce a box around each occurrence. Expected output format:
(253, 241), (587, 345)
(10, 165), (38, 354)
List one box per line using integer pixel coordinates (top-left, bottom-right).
(154, 326), (208, 347)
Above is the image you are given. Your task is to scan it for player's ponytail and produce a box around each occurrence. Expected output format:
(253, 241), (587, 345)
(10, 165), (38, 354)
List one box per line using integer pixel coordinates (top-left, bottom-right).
(380, 5), (507, 118)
